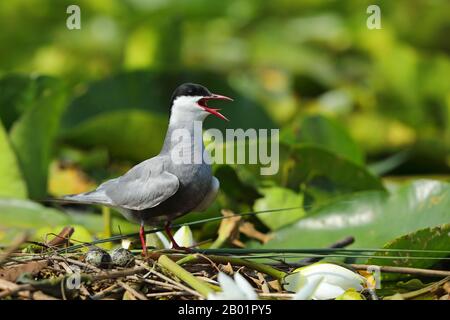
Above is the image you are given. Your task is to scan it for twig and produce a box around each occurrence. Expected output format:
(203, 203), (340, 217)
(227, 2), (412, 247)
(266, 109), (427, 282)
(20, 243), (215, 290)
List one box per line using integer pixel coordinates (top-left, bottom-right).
(50, 256), (102, 273)
(146, 291), (189, 298)
(30, 291), (59, 300)
(0, 279), (33, 299)
(351, 264), (450, 277)
(45, 227), (74, 247)
(136, 277), (186, 292)
(89, 284), (123, 300)
(259, 292), (294, 299)
(91, 266), (147, 281)
(117, 280), (147, 300)
(136, 260), (203, 298)
(0, 232), (29, 266)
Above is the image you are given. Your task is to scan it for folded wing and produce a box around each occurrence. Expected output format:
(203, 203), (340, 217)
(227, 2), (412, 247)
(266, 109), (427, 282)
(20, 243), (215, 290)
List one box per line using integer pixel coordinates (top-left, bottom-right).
(104, 157), (179, 211)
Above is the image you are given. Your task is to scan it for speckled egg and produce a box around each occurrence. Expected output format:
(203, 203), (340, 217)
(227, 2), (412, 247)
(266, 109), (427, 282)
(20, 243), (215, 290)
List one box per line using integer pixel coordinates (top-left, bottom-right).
(110, 247), (135, 267)
(84, 248), (112, 269)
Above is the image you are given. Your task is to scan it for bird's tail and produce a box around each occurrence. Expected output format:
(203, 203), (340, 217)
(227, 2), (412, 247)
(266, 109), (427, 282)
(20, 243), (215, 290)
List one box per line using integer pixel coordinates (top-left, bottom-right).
(49, 190), (112, 206)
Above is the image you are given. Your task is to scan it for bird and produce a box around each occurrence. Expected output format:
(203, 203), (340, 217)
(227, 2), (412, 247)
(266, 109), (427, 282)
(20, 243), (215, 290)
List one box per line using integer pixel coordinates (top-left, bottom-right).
(61, 83), (233, 255)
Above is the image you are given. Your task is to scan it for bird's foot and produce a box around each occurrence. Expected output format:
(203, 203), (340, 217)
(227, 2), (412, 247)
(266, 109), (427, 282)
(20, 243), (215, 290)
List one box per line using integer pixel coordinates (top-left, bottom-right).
(164, 221), (193, 253)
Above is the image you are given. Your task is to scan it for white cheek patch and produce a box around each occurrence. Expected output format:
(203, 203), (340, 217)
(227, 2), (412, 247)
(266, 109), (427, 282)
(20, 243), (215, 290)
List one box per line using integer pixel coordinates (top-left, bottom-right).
(170, 95), (207, 123)
(173, 96), (201, 112)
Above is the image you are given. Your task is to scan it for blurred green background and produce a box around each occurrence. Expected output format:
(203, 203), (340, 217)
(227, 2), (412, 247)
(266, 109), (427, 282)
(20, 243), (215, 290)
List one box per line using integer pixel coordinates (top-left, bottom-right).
(0, 0), (449, 264)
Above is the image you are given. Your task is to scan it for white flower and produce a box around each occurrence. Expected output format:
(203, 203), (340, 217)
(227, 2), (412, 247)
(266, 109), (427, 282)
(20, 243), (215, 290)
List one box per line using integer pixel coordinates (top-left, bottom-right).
(171, 226), (195, 248)
(146, 226), (195, 249)
(284, 263), (366, 300)
(291, 275), (324, 300)
(121, 239), (133, 250)
(208, 272), (258, 300)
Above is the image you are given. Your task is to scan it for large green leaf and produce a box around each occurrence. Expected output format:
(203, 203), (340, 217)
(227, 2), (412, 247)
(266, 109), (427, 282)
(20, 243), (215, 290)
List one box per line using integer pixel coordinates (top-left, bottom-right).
(61, 110), (167, 161)
(0, 198), (137, 243)
(8, 76), (67, 199)
(367, 223), (450, 269)
(258, 180), (450, 259)
(253, 187), (304, 230)
(0, 74), (37, 130)
(0, 122), (27, 198)
(283, 145), (384, 195)
(282, 115), (364, 164)
(0, 198), (70, 231)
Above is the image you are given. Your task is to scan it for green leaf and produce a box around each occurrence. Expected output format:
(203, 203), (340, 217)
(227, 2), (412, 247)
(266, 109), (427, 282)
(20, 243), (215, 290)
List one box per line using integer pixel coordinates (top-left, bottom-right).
(0, 74), (37, 130)
(367, 223), (450, 269)
(0, 198), (137, 243)
(61, 110), (167, 161)
(8, 76), (67, 199)
(0, 122), (27, 198)
(0, 198), (70, 230)
(61, 72), (169, 129)
(284, 145), (384, 195)
(253, 187), (304, 230)
(258, 180), (450, 260)
(283, 115), (364, 164)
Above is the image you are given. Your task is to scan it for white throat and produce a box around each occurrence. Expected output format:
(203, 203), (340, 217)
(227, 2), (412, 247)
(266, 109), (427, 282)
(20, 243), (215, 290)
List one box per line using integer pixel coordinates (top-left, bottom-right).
(169, 95), (208, 125)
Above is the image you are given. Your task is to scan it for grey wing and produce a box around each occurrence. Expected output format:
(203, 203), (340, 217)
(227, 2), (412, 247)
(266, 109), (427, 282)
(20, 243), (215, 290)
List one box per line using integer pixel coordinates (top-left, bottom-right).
(104, 158), (179, 211)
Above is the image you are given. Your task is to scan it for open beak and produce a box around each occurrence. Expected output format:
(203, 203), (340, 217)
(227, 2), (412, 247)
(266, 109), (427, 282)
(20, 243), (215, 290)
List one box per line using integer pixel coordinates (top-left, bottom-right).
(198, 94), (233, 121)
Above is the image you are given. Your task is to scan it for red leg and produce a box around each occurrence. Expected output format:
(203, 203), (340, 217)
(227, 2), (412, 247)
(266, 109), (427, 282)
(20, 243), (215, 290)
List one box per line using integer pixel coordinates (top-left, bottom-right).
(139, 222), (148, 256)
(164, 221), (182, 250)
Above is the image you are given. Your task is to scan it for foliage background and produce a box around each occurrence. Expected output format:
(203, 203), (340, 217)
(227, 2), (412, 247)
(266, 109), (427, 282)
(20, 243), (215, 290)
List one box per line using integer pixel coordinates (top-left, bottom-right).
(0, 0), (449, 267)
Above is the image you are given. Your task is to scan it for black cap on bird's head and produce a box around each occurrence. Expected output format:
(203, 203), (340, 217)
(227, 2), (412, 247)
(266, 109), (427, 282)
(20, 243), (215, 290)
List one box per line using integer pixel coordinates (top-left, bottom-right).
(171, 83), (212, 101)
(170, 83), (233, 121)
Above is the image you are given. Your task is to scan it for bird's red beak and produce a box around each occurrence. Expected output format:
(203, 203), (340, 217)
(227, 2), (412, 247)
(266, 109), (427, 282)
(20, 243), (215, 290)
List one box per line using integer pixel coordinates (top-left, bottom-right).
(198, 94), (233, 121)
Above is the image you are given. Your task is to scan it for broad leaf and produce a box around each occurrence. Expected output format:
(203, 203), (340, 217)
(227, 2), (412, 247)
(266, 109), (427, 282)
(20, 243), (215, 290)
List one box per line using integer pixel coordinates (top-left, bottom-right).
(0, 121), (27, 198)
(282, 115), (364, 164)
(257, 180), (450, 263)
(283, 145), (384, 197)
(367, 223), (450, 269)
(0, 74), (41, 130)
(61, 110), (167, 161)
(0, 199), (137, 243)
(8, 76), (67, 199)
(253, 187), (304, 230)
